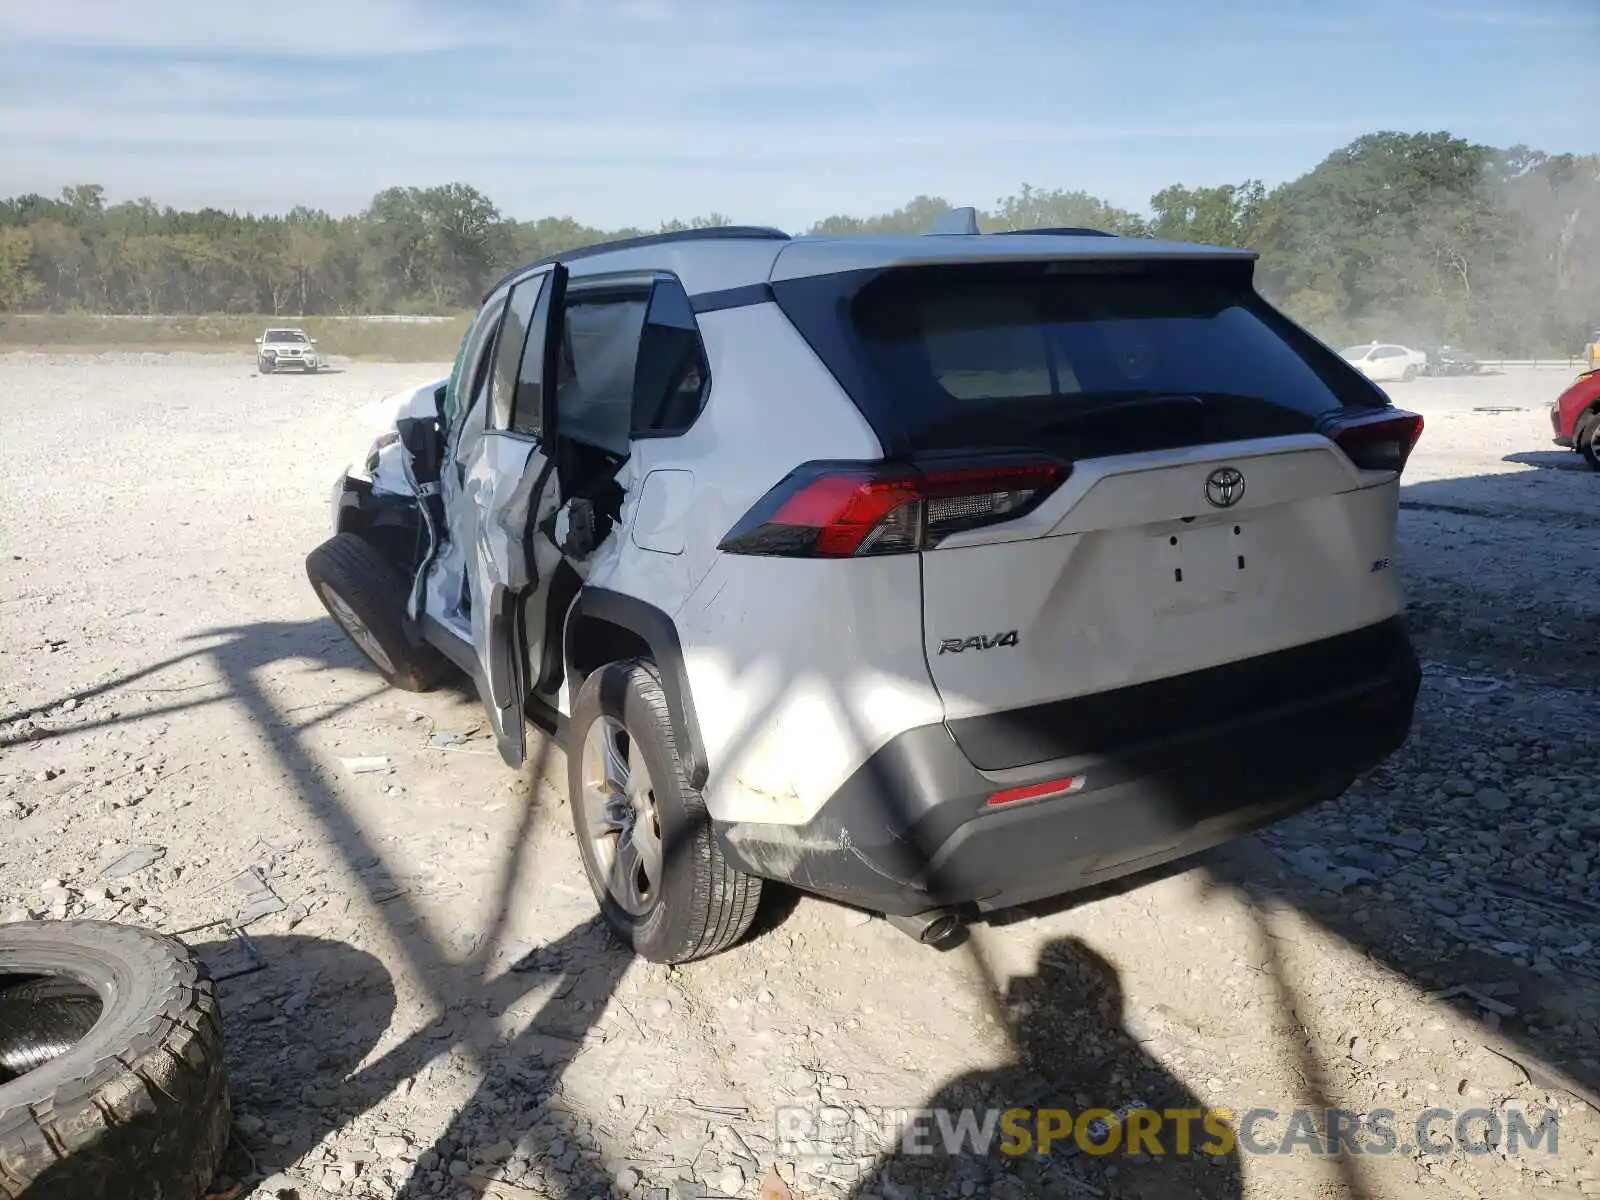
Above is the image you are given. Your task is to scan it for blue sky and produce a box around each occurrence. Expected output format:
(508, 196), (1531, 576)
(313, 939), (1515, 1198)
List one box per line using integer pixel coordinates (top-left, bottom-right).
(0, 0), (1595, 230)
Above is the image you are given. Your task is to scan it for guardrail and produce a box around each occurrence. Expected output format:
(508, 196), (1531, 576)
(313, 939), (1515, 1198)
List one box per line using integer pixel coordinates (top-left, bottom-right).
(1474, 358), (1584, 370)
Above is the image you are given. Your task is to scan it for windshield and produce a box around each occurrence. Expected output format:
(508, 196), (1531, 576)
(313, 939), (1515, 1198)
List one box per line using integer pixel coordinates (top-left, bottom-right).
(1340, 345), (1372, 357)
(265, 330), (308, 344)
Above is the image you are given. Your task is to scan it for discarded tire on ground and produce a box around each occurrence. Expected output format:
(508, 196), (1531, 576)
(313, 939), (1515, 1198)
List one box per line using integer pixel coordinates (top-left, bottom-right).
(0, 920), (230, 1200)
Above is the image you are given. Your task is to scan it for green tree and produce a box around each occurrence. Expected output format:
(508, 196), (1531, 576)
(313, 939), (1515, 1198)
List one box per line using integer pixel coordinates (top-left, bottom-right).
(808, 195), (954, 235)
(0, 228), (41, 311)
(3, 136), (1596, 356)
(1149, 181), (1264, 247)
(988, 184), (1147, 236)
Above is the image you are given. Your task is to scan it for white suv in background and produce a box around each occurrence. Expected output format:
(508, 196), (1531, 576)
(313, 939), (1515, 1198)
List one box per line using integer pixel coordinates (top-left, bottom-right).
(256, 327), (320, 373)
(308, 215), (1425, 963)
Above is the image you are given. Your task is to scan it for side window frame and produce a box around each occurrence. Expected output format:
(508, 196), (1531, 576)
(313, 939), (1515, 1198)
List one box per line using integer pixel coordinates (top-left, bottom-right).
(487, 272), (548, 433)
(509, 271), (559, 440)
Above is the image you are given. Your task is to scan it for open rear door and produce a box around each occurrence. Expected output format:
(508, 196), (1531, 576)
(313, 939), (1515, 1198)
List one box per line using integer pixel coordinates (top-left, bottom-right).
(458, 263), (568, 767)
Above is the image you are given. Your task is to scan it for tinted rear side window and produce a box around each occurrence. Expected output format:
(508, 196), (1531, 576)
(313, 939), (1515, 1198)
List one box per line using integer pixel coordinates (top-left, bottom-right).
(772, 261), (1382, 458)
(632, 279), (710, 436)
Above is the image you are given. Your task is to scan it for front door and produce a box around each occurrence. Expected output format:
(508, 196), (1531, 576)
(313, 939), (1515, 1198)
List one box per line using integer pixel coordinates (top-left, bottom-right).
(455, 264), (568, 767)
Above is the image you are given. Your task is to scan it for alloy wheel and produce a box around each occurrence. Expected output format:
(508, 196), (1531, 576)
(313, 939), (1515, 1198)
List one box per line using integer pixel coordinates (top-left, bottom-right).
(580, 716), (664, 917)
(318, 583), (397, 675)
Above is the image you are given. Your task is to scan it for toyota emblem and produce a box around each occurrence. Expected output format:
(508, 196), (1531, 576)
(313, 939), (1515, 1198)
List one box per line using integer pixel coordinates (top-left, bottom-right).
(1204, 466), (1245, 508)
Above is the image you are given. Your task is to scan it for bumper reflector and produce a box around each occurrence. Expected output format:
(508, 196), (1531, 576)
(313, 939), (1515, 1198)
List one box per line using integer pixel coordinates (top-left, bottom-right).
(987, 776), (1085, 807)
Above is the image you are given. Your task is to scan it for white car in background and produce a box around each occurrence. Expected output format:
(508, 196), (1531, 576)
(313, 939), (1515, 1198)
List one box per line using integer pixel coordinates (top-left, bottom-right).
(255, 327), (321, 374)
(1341, 342), (1427, 383)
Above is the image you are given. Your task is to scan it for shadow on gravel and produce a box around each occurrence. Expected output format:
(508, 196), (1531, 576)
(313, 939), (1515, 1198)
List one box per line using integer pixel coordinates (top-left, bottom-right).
(185, 614), (640, 1198)
(1203, 840), (1600, 1111)
(850, 936), (1242, 1200)
(386, 917), (632, 1200)
(1502, 450), (1591, 472)
(187, 933), (398, 1183)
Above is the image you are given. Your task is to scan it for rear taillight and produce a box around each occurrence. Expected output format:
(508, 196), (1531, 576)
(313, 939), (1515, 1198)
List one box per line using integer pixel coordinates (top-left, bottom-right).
(717, 456), (1069, 558)
(1323, 408), (1424, 474)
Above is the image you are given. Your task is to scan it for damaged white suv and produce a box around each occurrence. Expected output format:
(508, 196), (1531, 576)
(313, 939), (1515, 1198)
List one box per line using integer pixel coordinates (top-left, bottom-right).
(308, 216), (1425, 963)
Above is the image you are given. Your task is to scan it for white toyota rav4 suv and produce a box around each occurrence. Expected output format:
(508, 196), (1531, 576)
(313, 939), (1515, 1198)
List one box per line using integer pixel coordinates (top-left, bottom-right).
(308, 216), (1424, 964)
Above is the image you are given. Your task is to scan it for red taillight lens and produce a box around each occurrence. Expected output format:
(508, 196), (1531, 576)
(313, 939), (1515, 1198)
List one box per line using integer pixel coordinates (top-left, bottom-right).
(1323, 408), (1424, 474)
(718, 456), (1069, 558)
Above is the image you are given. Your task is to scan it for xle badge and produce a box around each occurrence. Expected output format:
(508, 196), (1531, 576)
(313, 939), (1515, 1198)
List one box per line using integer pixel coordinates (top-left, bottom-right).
(938, 631), (1020, 654)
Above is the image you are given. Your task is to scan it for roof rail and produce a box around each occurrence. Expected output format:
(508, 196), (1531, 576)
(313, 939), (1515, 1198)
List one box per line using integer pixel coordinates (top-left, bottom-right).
(999, 226), (1117, 237)
(485, 225), (791, 300)
(923, 207), (981, 236)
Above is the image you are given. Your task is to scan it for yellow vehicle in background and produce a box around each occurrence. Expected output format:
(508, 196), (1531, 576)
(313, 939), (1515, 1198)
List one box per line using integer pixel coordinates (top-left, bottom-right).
(1584, 328), (1600, 370)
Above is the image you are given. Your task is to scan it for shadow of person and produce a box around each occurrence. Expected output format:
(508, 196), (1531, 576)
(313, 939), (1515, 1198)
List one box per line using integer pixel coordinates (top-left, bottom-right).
(846, 936), (1243, 1200)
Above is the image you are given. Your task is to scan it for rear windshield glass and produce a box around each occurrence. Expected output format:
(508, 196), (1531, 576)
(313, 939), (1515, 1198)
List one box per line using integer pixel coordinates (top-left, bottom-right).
(773, 263), (1377, 457)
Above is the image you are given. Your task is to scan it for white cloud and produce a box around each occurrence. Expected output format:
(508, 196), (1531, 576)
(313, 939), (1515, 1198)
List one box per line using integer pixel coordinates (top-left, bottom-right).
(0, 0), (1578, 230)
(0, 0), (481, 56)
(0, 103), (1445, 228)
(0, 105), (1418, 161)
(1422, 5), (1598, 30)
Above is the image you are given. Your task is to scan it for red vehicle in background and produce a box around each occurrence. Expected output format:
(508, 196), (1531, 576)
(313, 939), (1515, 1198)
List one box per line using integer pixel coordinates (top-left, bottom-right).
(1552, 367), (1600, 470)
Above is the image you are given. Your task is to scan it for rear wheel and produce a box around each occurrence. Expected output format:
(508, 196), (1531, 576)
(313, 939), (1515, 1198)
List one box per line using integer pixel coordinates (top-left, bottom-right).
(305, 532), (447, 692)
(1401, 364), (1417, 382)
(568, 660), (762, 963)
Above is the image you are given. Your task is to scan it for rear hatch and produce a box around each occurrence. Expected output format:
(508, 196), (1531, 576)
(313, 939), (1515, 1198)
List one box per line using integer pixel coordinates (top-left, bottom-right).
(766, 254), (1422, 771)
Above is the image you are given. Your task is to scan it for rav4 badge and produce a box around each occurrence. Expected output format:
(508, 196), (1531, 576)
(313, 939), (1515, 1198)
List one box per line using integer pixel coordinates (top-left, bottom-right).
(938, 631), (1020, 654)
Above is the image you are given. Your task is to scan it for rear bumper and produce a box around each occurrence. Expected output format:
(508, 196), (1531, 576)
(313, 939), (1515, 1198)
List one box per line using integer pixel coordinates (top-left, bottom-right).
(715, 618), (1421, 917)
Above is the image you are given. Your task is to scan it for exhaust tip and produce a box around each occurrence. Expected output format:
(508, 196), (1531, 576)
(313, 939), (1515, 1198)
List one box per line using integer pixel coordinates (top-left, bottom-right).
(884, 908), (963, 946)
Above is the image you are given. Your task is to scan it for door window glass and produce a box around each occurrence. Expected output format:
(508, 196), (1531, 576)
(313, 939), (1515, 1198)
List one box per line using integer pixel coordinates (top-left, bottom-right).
(555, 296), (648, 456)
(489, 275), (545, 431)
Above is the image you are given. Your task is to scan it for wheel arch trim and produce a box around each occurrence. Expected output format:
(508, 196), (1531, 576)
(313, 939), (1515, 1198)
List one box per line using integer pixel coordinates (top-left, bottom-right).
(564, 588), (709, 790)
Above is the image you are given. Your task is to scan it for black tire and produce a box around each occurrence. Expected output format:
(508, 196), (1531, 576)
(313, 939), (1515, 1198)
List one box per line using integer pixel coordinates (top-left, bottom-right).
(1401, 364), (1417, 382)
(257, 359), (273, 375)
(305, 532), (447, 692)
(1580, 415), (1600, 472)
(0, 920), (229, 1200)
(568, 660), (762, 964)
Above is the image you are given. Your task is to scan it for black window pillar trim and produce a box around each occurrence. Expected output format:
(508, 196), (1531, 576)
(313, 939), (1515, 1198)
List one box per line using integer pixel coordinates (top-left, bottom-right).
(564, 587), (709, 790)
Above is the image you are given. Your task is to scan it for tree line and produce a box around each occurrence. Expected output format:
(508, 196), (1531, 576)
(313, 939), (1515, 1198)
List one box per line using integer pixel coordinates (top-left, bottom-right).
(1, 131), (1595, 355)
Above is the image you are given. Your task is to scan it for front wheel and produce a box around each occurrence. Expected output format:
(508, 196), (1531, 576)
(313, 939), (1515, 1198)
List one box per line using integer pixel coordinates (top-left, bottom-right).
(1401, 364), (1418, 382)
(258, 358), (273, 375)
(1581, 416), (1600, 471)
(568, 660), (762, 963)
(305, 532), (447, 692)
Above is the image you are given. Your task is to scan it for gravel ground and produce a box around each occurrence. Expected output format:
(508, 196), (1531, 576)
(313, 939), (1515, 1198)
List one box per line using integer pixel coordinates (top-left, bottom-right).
(1, 353), (1597, 1200)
